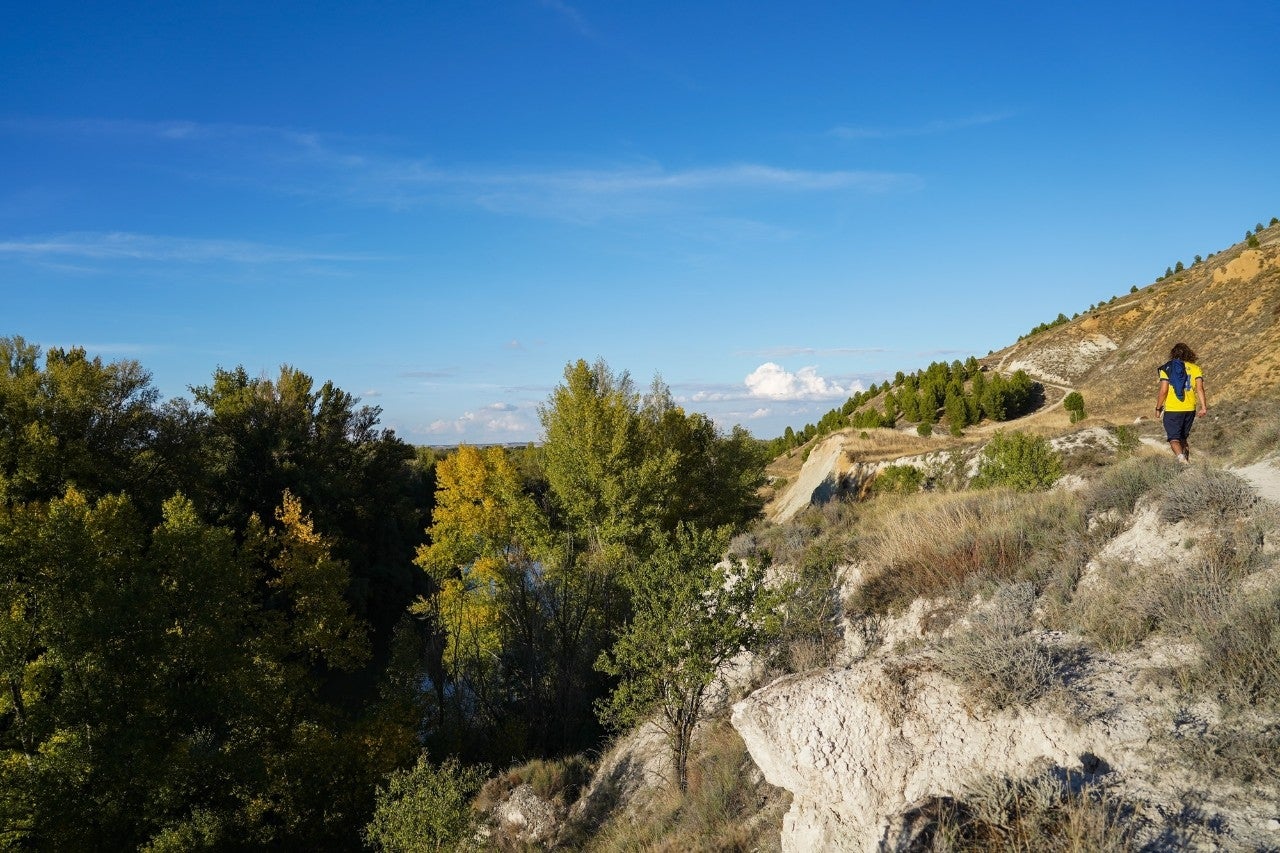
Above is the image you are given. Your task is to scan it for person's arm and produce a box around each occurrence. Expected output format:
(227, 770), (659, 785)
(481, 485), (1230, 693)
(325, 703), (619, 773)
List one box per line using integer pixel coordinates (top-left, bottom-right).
(1195, 376), (1207, 415)
(1155, 378), (1169, 414)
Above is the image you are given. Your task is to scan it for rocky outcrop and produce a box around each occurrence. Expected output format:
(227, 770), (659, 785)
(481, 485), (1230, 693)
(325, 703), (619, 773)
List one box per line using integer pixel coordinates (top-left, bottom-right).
(732, 497), (1280, 851)
(493, 784), (560, 844)
(732, 660), (1099, 851)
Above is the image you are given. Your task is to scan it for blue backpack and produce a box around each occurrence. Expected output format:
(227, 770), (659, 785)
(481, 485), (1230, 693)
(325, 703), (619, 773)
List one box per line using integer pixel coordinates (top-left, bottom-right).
(1160, 359), (1191, 402)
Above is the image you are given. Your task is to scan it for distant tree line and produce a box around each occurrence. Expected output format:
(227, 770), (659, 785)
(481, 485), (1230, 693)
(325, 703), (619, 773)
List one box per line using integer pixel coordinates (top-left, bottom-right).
(768, 357), (1042, 451)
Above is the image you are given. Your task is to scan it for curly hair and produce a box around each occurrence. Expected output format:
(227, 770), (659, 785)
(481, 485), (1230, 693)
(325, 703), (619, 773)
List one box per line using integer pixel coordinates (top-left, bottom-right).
(1170, 342), (1198, 362)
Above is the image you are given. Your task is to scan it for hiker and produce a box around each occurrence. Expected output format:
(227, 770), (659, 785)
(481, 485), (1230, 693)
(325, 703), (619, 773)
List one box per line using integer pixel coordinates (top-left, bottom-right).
(1155, 343), (1207, 463)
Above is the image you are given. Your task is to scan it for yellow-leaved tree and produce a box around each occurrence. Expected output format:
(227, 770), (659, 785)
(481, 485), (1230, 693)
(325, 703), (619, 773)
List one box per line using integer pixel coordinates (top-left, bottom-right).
(414, 445), (546, 753)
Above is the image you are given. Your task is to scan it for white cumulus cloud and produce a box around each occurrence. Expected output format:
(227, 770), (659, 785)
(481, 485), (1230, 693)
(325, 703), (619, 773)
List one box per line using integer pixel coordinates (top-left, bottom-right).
(744, 363), (851, 401)
(427, 403), (531, 435)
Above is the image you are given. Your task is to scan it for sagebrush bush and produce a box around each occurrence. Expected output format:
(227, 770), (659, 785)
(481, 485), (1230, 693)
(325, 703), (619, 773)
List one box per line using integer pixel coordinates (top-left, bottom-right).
(972, 431), (1063, 492)
(932, 584), (1068, 709)
(1192, 583), (1280, 710)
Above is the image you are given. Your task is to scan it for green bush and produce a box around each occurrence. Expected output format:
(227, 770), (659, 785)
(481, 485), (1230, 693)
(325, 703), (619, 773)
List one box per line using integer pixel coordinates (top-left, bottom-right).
(972, 432), (1063, 492)
(872, 464), (924, 496)
(364, 754), (489, 853)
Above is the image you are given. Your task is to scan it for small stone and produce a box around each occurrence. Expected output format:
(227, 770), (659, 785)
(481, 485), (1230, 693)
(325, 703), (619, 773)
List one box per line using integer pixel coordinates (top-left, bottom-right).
(1264, 818), (1280, 832)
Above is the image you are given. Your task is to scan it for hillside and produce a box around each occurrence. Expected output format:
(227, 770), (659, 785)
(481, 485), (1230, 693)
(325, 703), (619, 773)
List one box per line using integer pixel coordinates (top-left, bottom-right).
(466, 223), (1280, 852)
(764, 224), (1280, 522)
(992, 223), (1280, 416)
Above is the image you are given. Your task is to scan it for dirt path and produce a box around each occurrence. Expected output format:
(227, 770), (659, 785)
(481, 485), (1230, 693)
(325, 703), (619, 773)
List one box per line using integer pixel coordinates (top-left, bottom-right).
(1232, 458), (1280, 504)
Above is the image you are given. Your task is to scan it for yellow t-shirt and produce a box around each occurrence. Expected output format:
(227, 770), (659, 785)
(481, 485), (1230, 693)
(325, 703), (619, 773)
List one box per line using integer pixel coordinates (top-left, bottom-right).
(1159, 361), (1203, 412)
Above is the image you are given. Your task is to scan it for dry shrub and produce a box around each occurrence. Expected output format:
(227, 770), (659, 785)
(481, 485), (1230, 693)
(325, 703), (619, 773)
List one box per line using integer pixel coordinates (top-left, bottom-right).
(931, 584), (1070, 710)
(1169, 717), (1280, 786)
(1072, 517), (1272, 652)
(1069, 561), (1162, 650)
(758, 500), (857, 673)
(891, 771), (1139, 852)
(1153, 465), (1258, 523)
(850, 490), (1084, 615)
(1192, 582), (1280, 710)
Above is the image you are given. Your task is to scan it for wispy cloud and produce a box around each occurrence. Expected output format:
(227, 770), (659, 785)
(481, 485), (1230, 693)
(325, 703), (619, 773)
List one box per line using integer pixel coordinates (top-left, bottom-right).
(0, 231), (375, 264)
(539, 0), (598, 40)
(830, 112), (1013, 141)
(738, 345), (889, 358)
(3, 117), (919, 223)
(401, 368), (459, 380)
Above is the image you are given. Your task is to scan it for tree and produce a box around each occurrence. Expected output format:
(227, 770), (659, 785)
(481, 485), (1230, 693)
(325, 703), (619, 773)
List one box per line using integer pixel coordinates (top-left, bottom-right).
(1063, 391), (1086, 423)
(413, 445), (552, 754)
(1175, 260), (1184, 273)
(191, 364), (428, 670)
(1130, 285), (1139, 293)
(0, 488), (400, 849)
(538, 360), (666, 550)
(596, 525), (779, 792)
(0, 337), (161, 511)
(945, 391), (968, 437)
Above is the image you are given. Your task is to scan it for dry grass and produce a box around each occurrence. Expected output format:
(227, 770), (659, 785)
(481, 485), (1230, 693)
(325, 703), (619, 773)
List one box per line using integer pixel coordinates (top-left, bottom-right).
(1082, 454), (1180, 516)
(841, 427), (967, 464)
(849, 490), (1085, 616)
(1177, 398), (1280, 465)
(888, 771), (1140, 852)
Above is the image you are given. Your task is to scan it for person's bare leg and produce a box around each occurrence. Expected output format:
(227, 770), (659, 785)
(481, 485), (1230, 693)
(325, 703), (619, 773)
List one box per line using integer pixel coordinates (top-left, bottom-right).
(1169, 439), (1187, 461)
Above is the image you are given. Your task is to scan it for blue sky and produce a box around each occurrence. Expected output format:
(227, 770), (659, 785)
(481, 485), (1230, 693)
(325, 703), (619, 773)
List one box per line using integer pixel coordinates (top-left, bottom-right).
(3, 2), (1277, 443)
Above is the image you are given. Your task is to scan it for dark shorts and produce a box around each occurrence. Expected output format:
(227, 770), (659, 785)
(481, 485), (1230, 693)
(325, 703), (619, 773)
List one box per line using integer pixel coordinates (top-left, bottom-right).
(1163, 410), (1196, 443)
